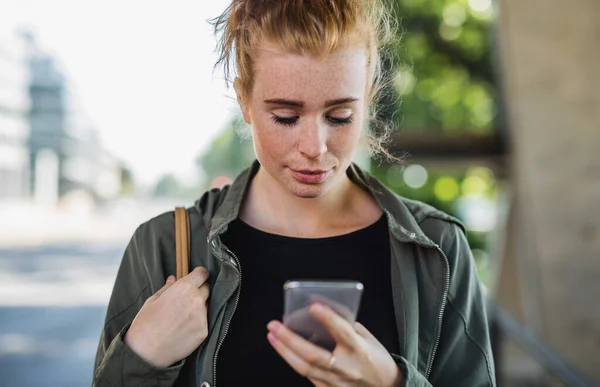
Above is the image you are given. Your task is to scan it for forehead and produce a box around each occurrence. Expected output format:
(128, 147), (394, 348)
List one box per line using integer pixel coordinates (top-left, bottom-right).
(251, 42), (369, 103)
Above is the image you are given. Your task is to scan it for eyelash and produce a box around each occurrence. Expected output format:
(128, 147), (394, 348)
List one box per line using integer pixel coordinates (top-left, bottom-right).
(271, 115), (354, 127)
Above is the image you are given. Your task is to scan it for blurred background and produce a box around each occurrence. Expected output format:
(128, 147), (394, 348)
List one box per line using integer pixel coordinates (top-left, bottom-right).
(0, 0), (597, 386)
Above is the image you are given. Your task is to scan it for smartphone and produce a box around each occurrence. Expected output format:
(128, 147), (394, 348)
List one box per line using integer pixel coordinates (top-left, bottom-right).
(282, 280), (364, 350)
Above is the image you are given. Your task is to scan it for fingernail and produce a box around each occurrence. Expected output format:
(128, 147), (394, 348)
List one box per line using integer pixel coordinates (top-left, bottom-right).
(267, 332), (277, 345)
(312, 303), (325, 313)
(267, 321), (281, 335)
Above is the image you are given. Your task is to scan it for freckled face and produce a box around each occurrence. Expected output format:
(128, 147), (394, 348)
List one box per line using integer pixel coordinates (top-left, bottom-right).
(238, 43), (369, 198)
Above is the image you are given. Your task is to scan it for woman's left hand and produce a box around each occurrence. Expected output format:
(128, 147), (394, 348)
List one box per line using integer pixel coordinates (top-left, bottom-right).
(266, 303), (404, 387)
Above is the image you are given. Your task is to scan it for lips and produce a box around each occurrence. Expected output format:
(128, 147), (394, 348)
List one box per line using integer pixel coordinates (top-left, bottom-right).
(296, 169), (328, 174)
(289, 168), (332, 184)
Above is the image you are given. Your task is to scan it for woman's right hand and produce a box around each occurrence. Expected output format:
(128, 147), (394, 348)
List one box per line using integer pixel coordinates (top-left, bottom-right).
(124, 267), (211, 368)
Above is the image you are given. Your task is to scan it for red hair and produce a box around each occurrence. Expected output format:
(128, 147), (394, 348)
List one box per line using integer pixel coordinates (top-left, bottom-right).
(212, 0), (397, 158)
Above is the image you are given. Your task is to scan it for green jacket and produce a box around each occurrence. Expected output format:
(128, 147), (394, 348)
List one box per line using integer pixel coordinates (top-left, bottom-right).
(93, 161), (496, 387)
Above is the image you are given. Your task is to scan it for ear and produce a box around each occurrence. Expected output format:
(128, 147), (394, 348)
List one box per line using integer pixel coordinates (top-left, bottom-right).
(234, 77), (251, 125)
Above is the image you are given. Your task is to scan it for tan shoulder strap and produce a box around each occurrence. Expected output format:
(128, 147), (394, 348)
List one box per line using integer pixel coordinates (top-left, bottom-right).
(174, 207), (190, 280)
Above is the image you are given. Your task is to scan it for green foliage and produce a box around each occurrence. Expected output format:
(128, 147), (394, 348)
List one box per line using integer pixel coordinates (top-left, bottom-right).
(194, 0), (498, 280)
(119, 165), (136, 195)
(153, 173), (184, 197)
(196, 116), (255, 189)
(381, 0), (497, 133)
(369, 161), (497, 255)
(373, 0), (499, 279)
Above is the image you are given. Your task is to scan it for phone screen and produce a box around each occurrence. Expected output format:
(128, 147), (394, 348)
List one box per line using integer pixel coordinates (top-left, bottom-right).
(282, 280), (363, 350)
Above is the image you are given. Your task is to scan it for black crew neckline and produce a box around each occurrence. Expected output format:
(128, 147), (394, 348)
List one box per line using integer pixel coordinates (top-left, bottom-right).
(226, 214), (387, 246)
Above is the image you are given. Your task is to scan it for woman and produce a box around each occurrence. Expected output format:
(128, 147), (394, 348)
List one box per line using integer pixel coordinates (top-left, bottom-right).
(93, 0), (495, 386)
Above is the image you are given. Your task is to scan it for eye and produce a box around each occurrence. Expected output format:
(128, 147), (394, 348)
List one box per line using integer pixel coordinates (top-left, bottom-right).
(271, 115), (298, 127)
(327, 115), (354, 126)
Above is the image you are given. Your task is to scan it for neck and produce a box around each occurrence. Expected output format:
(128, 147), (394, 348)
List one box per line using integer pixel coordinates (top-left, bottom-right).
(240, 166), (381, 238)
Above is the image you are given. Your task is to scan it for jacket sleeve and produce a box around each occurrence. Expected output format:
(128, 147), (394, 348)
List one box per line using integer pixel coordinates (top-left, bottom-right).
(92, 225), (185, 387)
(393, 220), (496, 387)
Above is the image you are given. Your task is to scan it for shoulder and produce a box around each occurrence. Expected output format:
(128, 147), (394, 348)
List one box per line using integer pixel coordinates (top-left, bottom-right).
(195, 185), (232, 227)
(134, 185), (231, 240)
(372, 184), (472, 283)
(352, 164), (466, 249)
(401, 196), (469, 269)
(398, 197), (476, 299)
(400, 196), (466, 249)
(401, 196), (464, 231)
(125, 186), (230, 278)
(373, 181), (466, 251)
(384, 195), (481, 314)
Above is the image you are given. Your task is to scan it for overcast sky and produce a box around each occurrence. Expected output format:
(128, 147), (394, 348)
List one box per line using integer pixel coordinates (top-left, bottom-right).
(1, 0), (238, 186)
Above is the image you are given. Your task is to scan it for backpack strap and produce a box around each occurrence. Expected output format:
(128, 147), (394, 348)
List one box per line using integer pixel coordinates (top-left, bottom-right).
(174, 207), (190, 280)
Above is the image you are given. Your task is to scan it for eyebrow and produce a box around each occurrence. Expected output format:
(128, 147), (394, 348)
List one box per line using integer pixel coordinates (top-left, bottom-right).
(263, 97), (359, 108)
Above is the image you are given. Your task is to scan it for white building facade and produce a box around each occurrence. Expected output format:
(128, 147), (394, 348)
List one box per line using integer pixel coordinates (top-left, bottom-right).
(0, 32), (30, 199)
(0, 30), (122, 205)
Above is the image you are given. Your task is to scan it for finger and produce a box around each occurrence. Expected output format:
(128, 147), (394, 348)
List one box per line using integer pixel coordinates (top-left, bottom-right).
(266, 330), (334, 383)
(354, 322), (388, 357)
(308, 294), (353, 319)
(309, 303), (360, 350)
(152, 276), (176, 299)
(198, 283), (210, 302)
(182, 267), (209, 288)
(267, 321), (333, 370)
(354, 322), (376, 340)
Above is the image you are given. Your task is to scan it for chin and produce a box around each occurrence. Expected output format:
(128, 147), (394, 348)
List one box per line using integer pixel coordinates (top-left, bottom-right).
(286, 179), (332, 199)
(293, 188), (326, 199)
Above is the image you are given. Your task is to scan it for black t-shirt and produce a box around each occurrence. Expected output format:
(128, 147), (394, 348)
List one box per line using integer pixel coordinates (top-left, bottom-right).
(217, 215), (399, 385)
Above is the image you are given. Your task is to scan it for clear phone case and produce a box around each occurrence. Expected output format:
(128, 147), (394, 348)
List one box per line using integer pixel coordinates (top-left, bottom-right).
(282, 280), (364, 350)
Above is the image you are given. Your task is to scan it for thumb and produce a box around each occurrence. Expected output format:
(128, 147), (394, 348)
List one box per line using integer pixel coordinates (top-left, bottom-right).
(153, 275), (176, 299)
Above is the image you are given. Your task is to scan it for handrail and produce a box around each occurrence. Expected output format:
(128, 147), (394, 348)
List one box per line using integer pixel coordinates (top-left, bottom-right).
(491, 304), (597, 387)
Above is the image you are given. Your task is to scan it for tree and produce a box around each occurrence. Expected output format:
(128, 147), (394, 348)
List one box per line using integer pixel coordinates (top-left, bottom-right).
(194, 0), (498, 252)
(119, 165), (136, 195)
(195, 116), (255, 189)
(380, 0), (497, 134)
(373, 0), (498, 273)
(153, 173), (184, 197)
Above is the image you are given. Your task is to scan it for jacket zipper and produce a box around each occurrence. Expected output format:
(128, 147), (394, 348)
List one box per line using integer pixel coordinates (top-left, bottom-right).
(207, 217), (448, 382)
(425, 245), (450, 379)
(211, 245), (241, 387)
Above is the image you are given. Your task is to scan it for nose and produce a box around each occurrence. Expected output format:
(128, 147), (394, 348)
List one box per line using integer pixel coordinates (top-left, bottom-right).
(298, 120), (327, 159)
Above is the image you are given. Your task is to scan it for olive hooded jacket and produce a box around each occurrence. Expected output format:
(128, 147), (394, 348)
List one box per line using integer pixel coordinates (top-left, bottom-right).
(93, 161), (496, 387)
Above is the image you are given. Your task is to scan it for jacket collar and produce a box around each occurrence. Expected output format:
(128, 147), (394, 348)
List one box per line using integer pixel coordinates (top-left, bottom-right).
(208, 160), (436, 248)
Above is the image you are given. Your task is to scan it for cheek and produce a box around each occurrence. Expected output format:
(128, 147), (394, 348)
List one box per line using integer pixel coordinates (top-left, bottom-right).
(330, 124), (364, 154)
(250, 118), (287, 159)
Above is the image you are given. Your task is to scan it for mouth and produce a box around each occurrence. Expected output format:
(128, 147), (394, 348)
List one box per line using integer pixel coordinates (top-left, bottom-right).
(289, 168), (332, 184)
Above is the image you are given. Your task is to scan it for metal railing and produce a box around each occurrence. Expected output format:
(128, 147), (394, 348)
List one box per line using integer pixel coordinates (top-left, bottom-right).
(490, 304), (597, 387)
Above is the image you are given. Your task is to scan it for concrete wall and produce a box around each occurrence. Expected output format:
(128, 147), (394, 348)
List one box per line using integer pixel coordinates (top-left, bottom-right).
(496, 0), (600, 382)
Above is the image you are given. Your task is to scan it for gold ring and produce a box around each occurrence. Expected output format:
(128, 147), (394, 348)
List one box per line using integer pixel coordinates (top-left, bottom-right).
(327, 354), (336, 370)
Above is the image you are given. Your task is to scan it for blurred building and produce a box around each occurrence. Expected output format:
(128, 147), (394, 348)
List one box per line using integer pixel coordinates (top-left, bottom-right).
(0, 30), (122, 205)
(0, 32), (30, 199)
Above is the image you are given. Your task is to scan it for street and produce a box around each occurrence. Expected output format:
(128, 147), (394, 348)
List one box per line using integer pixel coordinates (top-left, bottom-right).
(0, 243), (126, 387)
